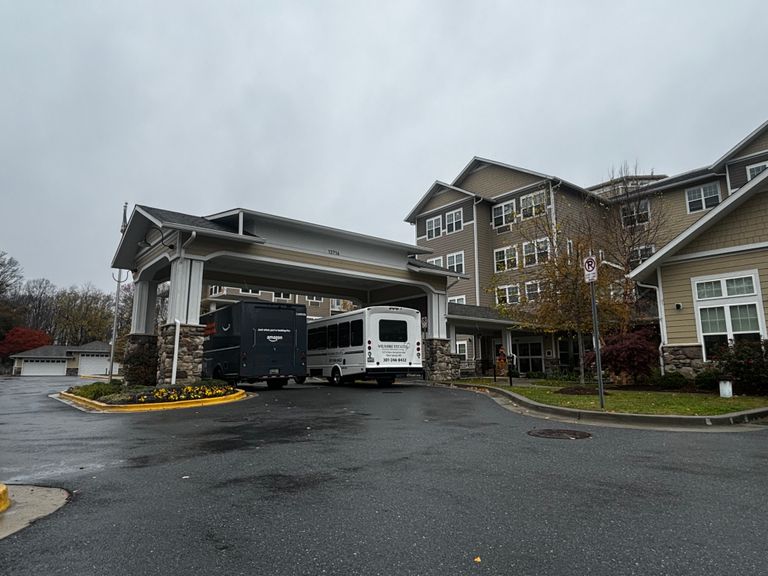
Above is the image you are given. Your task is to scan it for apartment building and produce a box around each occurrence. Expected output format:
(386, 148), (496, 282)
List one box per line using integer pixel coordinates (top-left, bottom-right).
(203, 285), (352, 319)
(405, 120), (768, 376)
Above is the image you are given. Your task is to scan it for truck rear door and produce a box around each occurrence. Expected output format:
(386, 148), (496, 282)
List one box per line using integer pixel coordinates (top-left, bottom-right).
(243, 305), (298, 378)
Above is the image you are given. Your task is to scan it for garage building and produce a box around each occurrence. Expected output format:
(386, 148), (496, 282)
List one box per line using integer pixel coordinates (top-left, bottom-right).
(11, 342), (119, 377)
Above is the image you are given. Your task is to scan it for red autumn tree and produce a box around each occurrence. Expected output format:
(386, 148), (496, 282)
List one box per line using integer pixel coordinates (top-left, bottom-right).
(0, 327), (52, 359)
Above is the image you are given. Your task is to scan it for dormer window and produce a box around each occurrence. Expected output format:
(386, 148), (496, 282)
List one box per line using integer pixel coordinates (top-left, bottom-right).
(426, 216), (442, 239)
(686, 182), (720, 213)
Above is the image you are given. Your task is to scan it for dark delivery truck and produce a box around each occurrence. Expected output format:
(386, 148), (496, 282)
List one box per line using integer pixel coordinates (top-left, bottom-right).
(200, 301), (308, 389)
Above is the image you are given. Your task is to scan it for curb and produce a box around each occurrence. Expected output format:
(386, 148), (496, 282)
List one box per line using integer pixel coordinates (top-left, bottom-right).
(0, 484), (9, 514)
(445, 382), (768, 427)
(58, 389), (247, 413)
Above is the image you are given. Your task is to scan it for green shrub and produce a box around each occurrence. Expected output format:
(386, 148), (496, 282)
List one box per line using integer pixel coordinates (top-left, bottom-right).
(713, 339), (768, 395)
(67, 382), (122, 400)
(649, 372), (689, 390)
(694, 368), (724, 392)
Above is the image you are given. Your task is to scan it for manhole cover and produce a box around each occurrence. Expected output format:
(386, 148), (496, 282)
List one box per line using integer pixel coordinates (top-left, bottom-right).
(527, 429), (592, 440)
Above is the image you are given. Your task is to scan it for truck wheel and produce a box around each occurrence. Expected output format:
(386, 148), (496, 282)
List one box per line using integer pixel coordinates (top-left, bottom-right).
(330, 368), (342, 386)
(267, 379), (287, 390)
(377, 378), (394, 387)
(294, 376), (307, 385)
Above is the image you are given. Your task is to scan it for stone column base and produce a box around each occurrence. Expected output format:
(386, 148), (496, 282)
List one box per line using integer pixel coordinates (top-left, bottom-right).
(123, 334), (159, 387)
(662, 344), (705, 379)
(156, 323), (205, 387)
(423, 338), (461, 381)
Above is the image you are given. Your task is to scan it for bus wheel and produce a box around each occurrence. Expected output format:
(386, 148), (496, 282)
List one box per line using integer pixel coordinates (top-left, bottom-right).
(330, 368), (342, 386)
(267, 379), (287, 390)
(294, 376), (307, 385)
(377, 378), (394, 387)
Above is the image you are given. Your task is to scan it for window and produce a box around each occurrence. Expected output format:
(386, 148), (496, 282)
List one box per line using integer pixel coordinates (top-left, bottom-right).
(330, 298), (343, 311)
(621, 199), (650, 227)
(426, 256), (443, 268)
(426, 216), (442, 239)
(338, 322), (350, 348)
(308, 327), (328, 350)
(327, 324), (339, 348)
(686, 182), (720, 213)
(448, 295), (466, 304)
(446, 251), (464, 274)
(379, 320), (408, 342)
(747, 161), (768, 181)
(629, 245), (655, 268)
(445, 209), (463, 234)
(496, 284), (520, 305)
(306, 295), (323, 303)
(494, 246), (518, 272)
(240, 288), (257, 294)
(523, 238), (549, 267)
(566, 239), (574, 257)
(520, 191), (547, 219)
(274, 292), (291, 300)
(525, 281), (542, 302)
(209, 285), (221, 296)
(350, 320), (363, 346)
(492, 200), (515, 227)
(456, 340), (468, 361)
(693, 271), (764, 360)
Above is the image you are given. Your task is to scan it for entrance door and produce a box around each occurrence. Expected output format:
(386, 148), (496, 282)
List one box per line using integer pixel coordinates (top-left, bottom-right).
(512, 338), (544, 374)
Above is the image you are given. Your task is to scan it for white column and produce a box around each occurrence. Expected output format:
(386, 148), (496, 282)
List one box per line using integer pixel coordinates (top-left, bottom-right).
(448, 322), (457, 352)
(131, 280), (158, 334)
(167, 258), (204, 324)
(426, 292), (448, 339)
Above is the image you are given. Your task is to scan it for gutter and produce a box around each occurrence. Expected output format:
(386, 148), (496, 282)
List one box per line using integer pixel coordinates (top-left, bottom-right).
(635, 274), (667, 376)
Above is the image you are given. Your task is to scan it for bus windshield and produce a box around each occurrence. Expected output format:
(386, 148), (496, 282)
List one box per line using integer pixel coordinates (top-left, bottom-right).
(379, 319), (407, 342)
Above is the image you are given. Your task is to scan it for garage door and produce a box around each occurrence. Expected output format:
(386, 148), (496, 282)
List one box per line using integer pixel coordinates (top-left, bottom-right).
(21, 359), (67, 376)
(78, 354), (110, 376)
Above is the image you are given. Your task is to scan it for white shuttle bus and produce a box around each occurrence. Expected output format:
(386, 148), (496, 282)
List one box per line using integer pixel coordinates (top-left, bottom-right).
(307, 306), (424, 386)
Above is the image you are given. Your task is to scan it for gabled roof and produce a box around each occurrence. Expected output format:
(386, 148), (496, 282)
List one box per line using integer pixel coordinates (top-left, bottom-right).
(709, 118), (768, 171)
(11, 341), (113, 359)
(403, 181), (475, 223)
(406, 257), (469, 279)
(630, 168), (768, 282)
(137, 206), (239, 235)
(626, 166), (719, 195)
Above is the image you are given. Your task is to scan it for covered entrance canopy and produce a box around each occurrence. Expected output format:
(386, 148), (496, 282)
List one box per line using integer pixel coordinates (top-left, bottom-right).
(112, 205), (467, 384)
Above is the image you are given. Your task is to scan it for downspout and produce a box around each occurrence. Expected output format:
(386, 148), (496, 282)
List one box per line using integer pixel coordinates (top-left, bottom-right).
(636, 273), (667, 375)
(171, 318), (181, 386)
(549, 180), (559, 254)
(472, 199), (481, 305)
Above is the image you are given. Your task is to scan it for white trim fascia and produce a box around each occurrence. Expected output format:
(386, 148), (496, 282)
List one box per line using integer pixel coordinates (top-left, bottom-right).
(746, 160), (768, 181)
(238, 212), (244, 235)
(135, 206), (163, 227)
(635, 170), (721, 195)
(406, 264), (469, 280)
(727, 148), (768, 166)
(665, 241), (768, 264)
(413, 197), (473, 219)
(726, 166), (733, 192)
(473, 202), (480, 305)
(404, 181), (475, 223)
(630, 168), (768, 280)
(709, 119), (768, 170)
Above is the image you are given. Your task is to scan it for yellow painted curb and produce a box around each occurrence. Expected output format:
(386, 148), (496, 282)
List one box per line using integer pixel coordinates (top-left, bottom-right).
(0, 484), (10, 514)
(58, 389), (247, 413)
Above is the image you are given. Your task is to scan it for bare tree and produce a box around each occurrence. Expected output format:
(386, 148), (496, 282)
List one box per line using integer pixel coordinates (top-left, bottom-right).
(0, 251), (23, 298)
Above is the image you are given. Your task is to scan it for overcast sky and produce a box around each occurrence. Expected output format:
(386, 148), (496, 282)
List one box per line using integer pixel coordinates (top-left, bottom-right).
(1, 0), (766, 292)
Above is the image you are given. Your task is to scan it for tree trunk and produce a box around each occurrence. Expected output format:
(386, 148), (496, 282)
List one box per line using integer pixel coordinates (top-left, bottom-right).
(577, 331), (586, 385)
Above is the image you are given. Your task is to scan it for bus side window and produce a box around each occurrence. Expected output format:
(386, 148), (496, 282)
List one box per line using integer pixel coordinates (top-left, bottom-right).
(327, 324), (339, 349)
(351, 320), (363, 346)
(338, 322), (350, 348)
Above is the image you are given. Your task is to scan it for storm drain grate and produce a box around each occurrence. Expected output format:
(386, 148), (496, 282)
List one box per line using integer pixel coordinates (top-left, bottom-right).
(527, 429), (592, 440)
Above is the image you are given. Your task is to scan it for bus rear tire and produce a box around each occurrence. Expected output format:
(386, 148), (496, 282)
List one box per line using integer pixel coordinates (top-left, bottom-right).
(377, 378), (394, 387)
(267, 379), (287, 390)
(330, 368), (342, 386)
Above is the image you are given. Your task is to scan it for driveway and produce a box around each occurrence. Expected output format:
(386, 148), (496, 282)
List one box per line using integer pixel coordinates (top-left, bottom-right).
(1, 376), (766, 575)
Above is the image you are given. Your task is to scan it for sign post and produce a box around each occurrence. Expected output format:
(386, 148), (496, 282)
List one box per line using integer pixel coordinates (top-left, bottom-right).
(583, 256), (605, 409)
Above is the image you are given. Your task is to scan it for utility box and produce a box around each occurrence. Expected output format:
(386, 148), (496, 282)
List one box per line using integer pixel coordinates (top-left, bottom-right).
(200, 301), (308, 389)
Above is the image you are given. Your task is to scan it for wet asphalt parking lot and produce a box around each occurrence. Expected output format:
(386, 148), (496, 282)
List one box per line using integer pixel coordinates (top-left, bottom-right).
(1, 376), (767, 576)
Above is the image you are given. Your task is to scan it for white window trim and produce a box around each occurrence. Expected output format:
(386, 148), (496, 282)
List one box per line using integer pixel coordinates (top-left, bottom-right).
(446, 251), (465, 274)
(519, 190), (547, 220)
(492, 199), (516, 228)
(746, 160), (768, 181)
(522, 238), (549, 268)
(427, 256), (443, 268)
(524, 280), (542, 302)
(274, 292), (291, 301)
(306, 295), (323, 303)
(493, 245), (518, 272)
(456, 340), (468, 361)
(448, 295), (466, 304)
(685, 181), (721, 214)
(620, 199), (651, 228)
(691, 269), (766, 361)
(629, 245), (655, 268)
(445, 209), (463, 234)
(426, 215), (442, 240)
(496, 284), (520, 305)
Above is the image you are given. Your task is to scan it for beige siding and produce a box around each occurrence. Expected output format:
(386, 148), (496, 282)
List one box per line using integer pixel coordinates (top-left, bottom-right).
(417, 223), (476, 303)
(737, 127), (768, 159)
(661, 250), (768, 344)
(652, 178), (729, 248)
(458, 165), (542, 198)
(679, 190), (768, 255)
(727, 151), (768, 190)
(475, 202), (495, 307)
(421, 189), (472, 213)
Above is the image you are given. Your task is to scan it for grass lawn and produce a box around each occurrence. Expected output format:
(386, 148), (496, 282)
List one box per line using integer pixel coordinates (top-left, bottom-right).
(462, 383), (768, 416)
